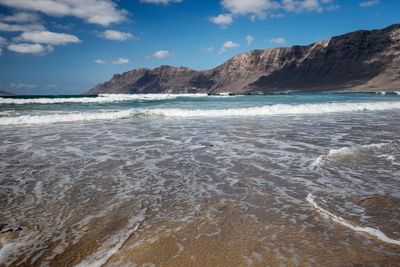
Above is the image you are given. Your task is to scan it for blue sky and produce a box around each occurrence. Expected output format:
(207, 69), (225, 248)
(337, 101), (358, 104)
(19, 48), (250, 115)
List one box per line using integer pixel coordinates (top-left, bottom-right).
(0, 0), (398, 94)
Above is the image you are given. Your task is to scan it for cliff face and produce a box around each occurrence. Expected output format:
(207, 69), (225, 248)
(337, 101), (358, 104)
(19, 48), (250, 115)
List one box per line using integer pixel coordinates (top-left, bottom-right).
(89, 24), (400, 94)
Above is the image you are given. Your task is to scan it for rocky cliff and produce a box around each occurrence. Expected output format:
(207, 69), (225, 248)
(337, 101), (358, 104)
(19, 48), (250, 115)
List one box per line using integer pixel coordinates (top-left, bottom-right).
(89, 24), (400, 94)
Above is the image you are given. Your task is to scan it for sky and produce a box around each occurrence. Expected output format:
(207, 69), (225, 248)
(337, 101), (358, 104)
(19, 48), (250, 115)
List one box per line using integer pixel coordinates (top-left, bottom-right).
(0, 0), (399, 95)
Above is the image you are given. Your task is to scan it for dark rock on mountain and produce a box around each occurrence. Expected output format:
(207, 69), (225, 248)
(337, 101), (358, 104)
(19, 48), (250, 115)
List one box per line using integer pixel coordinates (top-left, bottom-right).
(89, 24), (400, 94)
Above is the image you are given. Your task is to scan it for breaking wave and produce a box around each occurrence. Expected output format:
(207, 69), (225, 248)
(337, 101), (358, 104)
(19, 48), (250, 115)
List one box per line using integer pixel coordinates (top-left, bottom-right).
(310, 143), (387, 168)
(143, 101), (400, 117)
(0, 94), (208, 105)
(307, 193), (400, 246)
(0, 110), (135, 125)
(1, 101), (400, 126)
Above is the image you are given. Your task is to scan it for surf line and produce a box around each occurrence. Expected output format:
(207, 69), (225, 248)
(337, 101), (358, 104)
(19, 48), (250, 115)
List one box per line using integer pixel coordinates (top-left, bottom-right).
(306, 193), (400, 246)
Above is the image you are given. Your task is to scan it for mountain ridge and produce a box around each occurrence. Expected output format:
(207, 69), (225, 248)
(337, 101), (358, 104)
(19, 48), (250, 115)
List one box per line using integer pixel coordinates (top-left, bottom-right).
(89, 24), (400, 94)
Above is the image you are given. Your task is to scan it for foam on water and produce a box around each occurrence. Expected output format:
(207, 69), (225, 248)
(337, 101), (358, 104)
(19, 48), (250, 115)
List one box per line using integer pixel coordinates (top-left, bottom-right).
(2, 101), (400, 126)
(0, 109), (135, 125)
(310, 143), (388, 168)
(145, 101), (400, 117)
(307, 193), (400, 246)
(0, 94), (207, 105)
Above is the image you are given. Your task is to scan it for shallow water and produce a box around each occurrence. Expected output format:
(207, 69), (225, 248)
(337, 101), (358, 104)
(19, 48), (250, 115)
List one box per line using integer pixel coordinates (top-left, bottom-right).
(0, 93), (400, 266)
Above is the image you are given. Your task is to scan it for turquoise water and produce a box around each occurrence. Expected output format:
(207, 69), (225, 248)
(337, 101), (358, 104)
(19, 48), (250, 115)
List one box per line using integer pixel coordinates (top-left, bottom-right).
(0, 92), (400, 266)
(0, 92), (400, 124)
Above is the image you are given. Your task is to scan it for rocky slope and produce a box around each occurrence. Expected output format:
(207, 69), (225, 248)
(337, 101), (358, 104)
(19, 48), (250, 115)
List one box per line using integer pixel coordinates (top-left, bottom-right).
(89, 24), (400, 94)
(0, 90), (15, 96)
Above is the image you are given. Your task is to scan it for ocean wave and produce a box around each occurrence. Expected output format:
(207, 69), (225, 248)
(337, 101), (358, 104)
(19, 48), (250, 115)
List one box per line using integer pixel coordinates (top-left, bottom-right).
(306, 193), (400, 246)
(0, 94), (208, 105)
(143, 101), (400, 117)
(1, 101), (400, 126)
(0, 110), (135, 125)
(310, 143), (387, 168)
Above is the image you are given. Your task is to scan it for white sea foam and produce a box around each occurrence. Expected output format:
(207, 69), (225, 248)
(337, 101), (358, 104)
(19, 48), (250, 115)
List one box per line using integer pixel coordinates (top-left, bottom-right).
(2, 101), (400, 126)
(0, 110), (135, 125)
(310, 143), (387, 168)
(307, 193), (400, 246)
(143, 101), (400, 117)
(0, 94), (208, 105)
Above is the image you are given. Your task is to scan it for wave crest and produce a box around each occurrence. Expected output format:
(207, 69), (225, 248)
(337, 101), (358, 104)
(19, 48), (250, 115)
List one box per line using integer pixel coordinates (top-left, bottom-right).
(1, 101), (400, 126)
(0, 94), (208, 105)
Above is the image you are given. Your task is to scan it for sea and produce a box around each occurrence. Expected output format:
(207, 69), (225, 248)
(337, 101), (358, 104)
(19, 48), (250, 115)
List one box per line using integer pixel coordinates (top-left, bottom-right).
(0, 92), (400, 266)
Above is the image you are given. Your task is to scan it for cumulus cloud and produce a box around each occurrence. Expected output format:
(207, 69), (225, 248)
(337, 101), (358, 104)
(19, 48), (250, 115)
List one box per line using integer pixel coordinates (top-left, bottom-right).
(209, 14), (233, 27)
(0, 22), (45, 32)
(270, 37), (286, 44)
(219, 40), (240, 54)
(0, 0), (128, 26)
(140, 0), (183, 4)
(246, 35), (254, 45)
(221, 0), (279, 19)
(7, 43), (53, 55)
(112, 57), (129, 64)
(152, 50), (171, 59)
(94, 59), (106, 64)
(219, 0), (338, 21)
(282, 0), (323, 12)
(18, 30), (80, 45)
(100, 30), (135, 41)
(1, 12), (39, 23)
(360, 0), (379, 7)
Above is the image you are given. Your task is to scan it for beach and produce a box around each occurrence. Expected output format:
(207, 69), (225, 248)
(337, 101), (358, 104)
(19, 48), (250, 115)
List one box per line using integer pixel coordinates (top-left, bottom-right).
(1, 93), (400, 266)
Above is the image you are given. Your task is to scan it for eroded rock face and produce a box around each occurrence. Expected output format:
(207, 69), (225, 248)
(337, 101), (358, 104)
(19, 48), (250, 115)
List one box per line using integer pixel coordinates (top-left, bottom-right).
(88, 24), (400, 94)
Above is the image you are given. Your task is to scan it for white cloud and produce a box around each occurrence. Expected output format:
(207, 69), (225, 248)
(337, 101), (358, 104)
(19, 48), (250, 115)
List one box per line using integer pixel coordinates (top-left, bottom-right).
(219, 0), (338, 20)
(205, 46), (214, 53)
(0, 36), (6, 45)
(112, 57), (129, 64)
(282, 0), (323, 12)
(246, 35), (254, 45)
(221, 0), (279, 19)
(219, 40), (240, 54)
(101, 30), (134, 41)
(0, 22), (45, 32)
(209, 14), (233, 27)
(94, 59), (106, 64)
(19, 30), (80, 45)
(140, 0), (183, 4)
(7, 43), (53, 55)
(270, 37), (286, 44)
(0, 47), (2, 55)
(282, 0), (339, 12)
(153, 50), (171, 59)
(223, 40), (240, 48)
(8, 82), (37, 89)
(1, 12), (39, 23)
(0, 0), (128, 26)
(360, 0), (379, 7)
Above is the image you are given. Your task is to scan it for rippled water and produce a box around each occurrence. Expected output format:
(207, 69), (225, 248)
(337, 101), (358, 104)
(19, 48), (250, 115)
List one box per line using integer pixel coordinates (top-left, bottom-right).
(0, 93), (400, 266)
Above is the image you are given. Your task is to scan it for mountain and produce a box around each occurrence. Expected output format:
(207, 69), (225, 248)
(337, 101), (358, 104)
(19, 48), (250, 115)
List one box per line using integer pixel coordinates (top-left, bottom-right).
(0, 90), (15, 96)
(88, 24), (400, 94)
